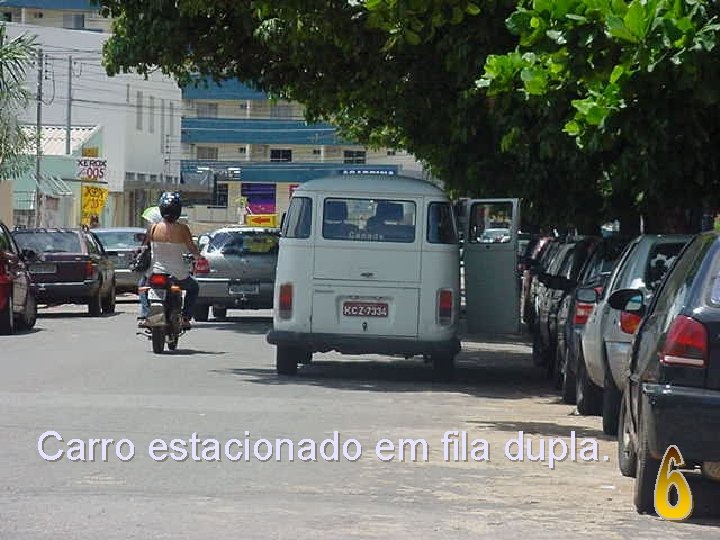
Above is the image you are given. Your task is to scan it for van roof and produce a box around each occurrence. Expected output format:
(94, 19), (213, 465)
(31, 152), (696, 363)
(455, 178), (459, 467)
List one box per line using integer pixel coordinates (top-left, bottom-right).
(295, 174), (447, 197)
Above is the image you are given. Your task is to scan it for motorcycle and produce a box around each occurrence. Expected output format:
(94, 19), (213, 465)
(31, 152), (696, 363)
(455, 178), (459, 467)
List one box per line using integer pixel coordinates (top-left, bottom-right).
(139, 256), (209, 353)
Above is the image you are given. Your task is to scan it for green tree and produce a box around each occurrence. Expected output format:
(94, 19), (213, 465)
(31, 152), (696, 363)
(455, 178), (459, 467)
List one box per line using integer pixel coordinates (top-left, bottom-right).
(0, 24), (35, 181)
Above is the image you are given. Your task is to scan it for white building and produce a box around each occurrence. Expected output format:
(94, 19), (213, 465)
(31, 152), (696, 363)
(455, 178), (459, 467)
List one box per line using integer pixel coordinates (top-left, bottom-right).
(5, 20), (186, 227)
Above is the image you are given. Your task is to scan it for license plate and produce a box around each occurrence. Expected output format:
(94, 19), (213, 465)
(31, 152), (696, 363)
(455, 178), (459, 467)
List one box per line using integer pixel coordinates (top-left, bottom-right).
(342, 302), (389, 317)
(229, 284), (259, 295)
(30, 263), (56, 274)
(148, 289), (166, 301)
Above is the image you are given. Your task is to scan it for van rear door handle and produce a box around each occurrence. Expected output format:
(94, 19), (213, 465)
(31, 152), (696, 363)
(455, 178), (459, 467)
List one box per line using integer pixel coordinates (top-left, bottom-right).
(360, 272), (374, 278)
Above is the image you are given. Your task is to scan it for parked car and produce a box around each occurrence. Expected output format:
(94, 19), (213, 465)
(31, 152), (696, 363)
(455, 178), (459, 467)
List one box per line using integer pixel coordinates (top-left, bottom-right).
(534, 237), (600, 376)
(611, 232), (720, 513)
(193, 227), (280, 321)
(11, 228), (116, 316)
(553, 236), (630, 403)
(527, 239), (561, 331)
(92, 227), (146, 294)
(578, 234), (692, 433)
(0, 221), (38, 334)
(520, 236), (554, 326)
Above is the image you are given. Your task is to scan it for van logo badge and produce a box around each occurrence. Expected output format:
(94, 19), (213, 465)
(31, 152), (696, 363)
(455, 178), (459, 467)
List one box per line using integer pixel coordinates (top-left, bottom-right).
(362, 322), (368, 332)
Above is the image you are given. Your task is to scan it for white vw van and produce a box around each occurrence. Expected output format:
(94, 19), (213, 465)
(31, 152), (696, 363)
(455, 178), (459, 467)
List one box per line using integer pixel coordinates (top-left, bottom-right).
(266, 174), (461, 377)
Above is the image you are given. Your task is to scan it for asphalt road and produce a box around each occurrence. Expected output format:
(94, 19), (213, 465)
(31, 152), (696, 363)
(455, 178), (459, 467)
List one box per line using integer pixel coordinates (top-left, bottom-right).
(1, 299), (718, 539)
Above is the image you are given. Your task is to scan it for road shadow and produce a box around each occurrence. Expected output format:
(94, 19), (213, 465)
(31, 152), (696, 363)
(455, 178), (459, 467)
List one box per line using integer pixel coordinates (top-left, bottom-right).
(194, 316), (272, 336)
(164, 349), (228, 356)
(464, 419), (613, 441)
(37, 311), (122, 319)
(0, 327), (45, 338)
(212, 345), (558, 400)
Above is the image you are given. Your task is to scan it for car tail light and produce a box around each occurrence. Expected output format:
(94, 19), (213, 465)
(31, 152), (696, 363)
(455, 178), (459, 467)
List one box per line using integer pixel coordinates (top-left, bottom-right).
(84, 261), (94, 279)
(279, 283), (293, 319)
(573, 302), (594, 325)
(194, 257), (210, 274)
(437, 289), (453, 326)
(660, 316), (707, 367)
(620, 311), (642, 334)
(148, 274), (169, 288)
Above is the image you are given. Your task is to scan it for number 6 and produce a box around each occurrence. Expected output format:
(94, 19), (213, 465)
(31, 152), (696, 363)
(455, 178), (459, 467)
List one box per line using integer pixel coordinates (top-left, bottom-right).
(654, 445), (693, 521)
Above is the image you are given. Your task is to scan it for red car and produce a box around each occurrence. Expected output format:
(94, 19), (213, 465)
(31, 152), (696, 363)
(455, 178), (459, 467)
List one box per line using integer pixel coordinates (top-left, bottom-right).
(0, 222), (37, 334)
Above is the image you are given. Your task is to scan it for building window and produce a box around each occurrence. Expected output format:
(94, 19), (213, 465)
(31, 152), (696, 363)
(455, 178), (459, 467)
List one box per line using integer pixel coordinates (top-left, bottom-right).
(214, 183), (229, 207)
(312, 148), (322, 156)
(344, 150), (367, 164)
(34, 11), (43, 19)
(387, 150), (397, 156)
(150, 174), (158, 183)
(270, 149), (292, 162)
(148, 96), (155, 133)
(196, 102), (219, 118)
(125, 172), (136, 182)
(238, 146), (247, 155)
(136, 91), (143, 130)
(197, 146), (219, 161)
(2, 12), (12, 22)
(168, 102), (175, 136)
(63, 13), (84, 29)
(270, 104), (293, 118)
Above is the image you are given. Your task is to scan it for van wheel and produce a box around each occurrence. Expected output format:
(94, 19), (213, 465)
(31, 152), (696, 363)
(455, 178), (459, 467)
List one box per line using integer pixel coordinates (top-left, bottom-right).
(213, 306), (227, 321)
(101, 282), (116, 314)
(576, 350), (602, 415)
(88, 286), (102, 317)
(603, 368), (622, 435)
(194, 304), (209, 322)
(16, 290), (37, 331)
(276, 345), (299, 375)
(561, 352), (577, 405)
(0, 290), (14, 335)
(618, 394), (637, 478)
(431, 353), (455, 381)
(532, 332), (548, 367)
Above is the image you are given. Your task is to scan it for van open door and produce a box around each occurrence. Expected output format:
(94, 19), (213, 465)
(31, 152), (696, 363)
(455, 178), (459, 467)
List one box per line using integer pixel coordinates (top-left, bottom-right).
(463, 198), (521, 334)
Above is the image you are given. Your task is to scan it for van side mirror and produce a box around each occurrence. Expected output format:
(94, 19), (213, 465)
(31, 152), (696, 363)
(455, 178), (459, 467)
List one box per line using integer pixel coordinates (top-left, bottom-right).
(608, 288), (645, 314)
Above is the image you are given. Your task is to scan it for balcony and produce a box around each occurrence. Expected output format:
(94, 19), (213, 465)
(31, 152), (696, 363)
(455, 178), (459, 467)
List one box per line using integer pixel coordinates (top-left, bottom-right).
(181, 117), (344, 146)
(181, 78), (267, 101)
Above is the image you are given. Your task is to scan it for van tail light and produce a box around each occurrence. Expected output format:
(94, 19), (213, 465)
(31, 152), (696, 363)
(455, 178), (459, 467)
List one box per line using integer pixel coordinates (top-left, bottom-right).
(279, 283), (293, 319)
(620, 311), (642, 334)
(437, 289), (453, 326)
(84, 261), (94, 279)
(194, 257), (210, 274)
(660, 316), (707, 368)
(148, 274), (169, 288)
(573, 303), (594, 325)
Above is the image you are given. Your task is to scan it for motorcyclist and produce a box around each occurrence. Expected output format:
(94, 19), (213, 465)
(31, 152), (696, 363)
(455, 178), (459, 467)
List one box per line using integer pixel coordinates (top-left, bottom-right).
(137, 192), (204, 328)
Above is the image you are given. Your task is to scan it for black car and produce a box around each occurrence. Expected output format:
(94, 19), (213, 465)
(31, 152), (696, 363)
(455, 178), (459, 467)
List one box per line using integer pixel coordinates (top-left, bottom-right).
(611, 232), (720, 513)
(12, 228), (116, 316)
(554, 236), (629, 403)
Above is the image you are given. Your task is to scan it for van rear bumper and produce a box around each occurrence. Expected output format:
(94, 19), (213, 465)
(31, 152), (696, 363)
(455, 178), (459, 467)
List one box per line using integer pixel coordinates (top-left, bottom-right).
(267, 330), (461, 357)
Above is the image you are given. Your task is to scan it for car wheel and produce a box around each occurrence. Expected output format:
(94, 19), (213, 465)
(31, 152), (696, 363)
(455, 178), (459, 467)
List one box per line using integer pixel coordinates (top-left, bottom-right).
(532, 332), (546, 367)
(276, 345), (299, 375)
(618, 393), (637, 478)
(576, 350), (602, 416)
(194, 304), (209, 322)
(16, 290), (37, 331)
(151, 327), (165, 354)
(602, 368), (622, 435)
(431, 353), (455, 381)
(634, 413), (660, 514)
(101, 282), (116, 314)
(88, 286), (102, 317)
(213, 306), (227, 321)
(561, 346), (577, 404)
(0, 290), (14, 335)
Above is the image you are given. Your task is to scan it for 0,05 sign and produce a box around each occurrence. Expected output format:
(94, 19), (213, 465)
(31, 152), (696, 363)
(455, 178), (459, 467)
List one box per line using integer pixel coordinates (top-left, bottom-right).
(655, 445), (694, 520)
(77, 158), (107, 181)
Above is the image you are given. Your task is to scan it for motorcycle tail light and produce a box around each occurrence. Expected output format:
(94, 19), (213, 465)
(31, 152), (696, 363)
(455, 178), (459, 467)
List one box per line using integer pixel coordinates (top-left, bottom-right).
(149, 274), (169, 288)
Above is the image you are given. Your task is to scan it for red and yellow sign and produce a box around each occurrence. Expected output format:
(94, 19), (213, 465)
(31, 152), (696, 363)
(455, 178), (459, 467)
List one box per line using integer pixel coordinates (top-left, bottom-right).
(245, 214), (278, 227)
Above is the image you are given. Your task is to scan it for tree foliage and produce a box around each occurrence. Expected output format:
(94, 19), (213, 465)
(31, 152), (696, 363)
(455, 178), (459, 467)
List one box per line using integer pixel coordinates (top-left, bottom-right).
(0, 24), (35, 181)
(99, 0), (720, 232)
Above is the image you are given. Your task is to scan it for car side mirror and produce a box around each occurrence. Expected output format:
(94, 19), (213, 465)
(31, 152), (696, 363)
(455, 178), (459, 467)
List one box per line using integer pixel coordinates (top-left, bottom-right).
(608, 288), (645, 314)
(575, 286), (599, 304)
(21, 248), (38, 262)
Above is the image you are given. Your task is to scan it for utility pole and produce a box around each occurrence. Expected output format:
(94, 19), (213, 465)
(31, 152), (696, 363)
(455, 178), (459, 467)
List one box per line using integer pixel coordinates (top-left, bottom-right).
(35, 49), (43, 228)
(65, 55), (72, 155)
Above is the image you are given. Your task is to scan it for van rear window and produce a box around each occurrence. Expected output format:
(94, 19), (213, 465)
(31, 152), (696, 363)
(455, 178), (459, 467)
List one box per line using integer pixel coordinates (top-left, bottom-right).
(427, 202), (458, 244)
(282, 197), (312, 239)
(322, 198), (416, 243)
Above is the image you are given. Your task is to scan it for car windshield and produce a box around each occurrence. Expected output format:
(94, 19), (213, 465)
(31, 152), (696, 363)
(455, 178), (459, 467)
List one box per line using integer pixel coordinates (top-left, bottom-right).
(13, 231), (82, 253)
(205, 231), (279, 255)
(94, 231), (145, 249)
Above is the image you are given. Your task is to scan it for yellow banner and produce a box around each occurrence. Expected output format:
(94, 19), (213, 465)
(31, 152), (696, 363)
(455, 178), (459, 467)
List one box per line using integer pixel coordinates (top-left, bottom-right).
(81, 185), (109, 225)
(245, 214), (278, 227)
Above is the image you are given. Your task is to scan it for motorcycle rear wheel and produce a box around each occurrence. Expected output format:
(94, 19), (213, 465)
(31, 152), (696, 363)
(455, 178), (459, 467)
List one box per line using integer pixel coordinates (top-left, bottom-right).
(151, 327), (165, 353)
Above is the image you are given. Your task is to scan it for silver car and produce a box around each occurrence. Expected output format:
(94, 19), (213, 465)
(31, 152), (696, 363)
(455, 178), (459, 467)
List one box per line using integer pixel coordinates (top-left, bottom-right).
(193, 227), (280, 321)
(577, 234), (692, 434)
(93, 227), (147, 294)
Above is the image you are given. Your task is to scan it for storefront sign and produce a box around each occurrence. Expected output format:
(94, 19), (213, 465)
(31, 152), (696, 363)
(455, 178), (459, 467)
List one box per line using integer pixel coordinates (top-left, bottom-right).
(81, 185), (109, 226)
(245, 214), (278, 227)
(77, 158), (107, 182)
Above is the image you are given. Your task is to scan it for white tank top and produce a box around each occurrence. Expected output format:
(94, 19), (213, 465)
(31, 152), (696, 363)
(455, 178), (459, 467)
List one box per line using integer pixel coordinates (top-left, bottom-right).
(151, 241), (190, 279)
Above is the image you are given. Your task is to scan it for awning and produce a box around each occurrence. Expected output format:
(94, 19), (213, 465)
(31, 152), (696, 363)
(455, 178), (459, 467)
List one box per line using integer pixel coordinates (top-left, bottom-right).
(12, 174), (74, 210)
